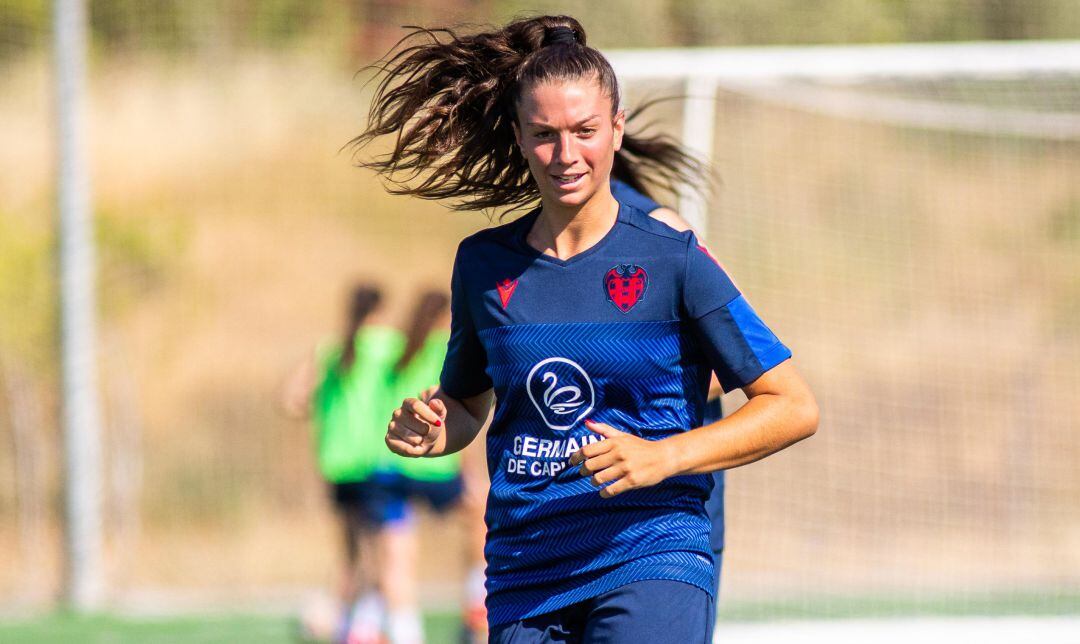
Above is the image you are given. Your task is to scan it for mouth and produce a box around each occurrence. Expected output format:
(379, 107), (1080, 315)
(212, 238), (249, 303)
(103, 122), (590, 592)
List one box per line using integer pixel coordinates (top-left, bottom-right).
(551, 172), (586, 190)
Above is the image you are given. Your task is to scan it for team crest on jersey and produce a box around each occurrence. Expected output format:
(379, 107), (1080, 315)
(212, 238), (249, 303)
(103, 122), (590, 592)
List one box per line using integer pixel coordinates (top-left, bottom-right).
(604, 264), (648, 313)
(526, 357), (595, 431)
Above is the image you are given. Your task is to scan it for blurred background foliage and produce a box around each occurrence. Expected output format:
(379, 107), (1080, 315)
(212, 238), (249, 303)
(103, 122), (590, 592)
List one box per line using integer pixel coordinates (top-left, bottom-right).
(2, 0), (1080, 64)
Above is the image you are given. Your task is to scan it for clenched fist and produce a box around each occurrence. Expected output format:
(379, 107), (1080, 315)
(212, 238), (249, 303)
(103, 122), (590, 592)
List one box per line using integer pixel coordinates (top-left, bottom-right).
(386, 395), (448, 457)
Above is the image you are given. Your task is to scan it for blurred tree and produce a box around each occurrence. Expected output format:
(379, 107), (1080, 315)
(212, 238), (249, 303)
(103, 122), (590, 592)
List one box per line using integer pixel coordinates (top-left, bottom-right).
(1, 1), (1078, 64)
(0, 0), (48, 60)
(490, 0), (677, 48)
(0, 210), (56, 374)
(347, 0), (492, 60)
(89, 0), (194, 52)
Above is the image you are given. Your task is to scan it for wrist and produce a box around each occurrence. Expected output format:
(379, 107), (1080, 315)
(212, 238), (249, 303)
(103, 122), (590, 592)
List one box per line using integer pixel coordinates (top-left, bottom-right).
(658, 434), (689, 479)
(424, 430), (448, 457)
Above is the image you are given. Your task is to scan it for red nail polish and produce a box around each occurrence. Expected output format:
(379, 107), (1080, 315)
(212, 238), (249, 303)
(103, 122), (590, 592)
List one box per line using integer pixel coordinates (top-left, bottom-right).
(433, 419), (442, 427)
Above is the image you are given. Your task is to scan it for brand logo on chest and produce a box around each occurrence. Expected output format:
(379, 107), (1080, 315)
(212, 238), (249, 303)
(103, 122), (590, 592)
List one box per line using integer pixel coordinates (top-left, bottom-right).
(604, 264), (648, 313)
(526, 357), (595, 431)
(496, 278), (518, 309)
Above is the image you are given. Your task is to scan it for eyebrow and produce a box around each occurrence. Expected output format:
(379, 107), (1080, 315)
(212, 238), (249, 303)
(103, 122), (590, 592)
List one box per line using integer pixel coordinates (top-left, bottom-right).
(525, 115), (602, 128)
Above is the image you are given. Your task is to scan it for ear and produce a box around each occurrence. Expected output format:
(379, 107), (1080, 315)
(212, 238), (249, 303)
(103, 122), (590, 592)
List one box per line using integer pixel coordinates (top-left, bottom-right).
(612, 108), (626, 153)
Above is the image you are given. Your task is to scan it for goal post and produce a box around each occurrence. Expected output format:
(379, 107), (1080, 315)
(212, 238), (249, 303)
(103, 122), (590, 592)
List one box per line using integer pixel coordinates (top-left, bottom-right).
(53, 0), (105, 611)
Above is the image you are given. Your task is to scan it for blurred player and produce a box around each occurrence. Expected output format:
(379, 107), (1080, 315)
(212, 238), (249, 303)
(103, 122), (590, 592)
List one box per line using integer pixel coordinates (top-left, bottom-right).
(359, 15), (818, 643)
(368, 291), (488, 644)
(282, 284), (398, 643)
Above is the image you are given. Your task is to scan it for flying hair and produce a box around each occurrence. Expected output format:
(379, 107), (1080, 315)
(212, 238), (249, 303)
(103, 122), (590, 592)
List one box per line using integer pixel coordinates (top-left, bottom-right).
(349, 15), (705, 214)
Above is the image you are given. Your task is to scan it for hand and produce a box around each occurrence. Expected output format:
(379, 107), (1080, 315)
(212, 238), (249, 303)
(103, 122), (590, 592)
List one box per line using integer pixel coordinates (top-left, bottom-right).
(569, 420), (677, 498)
(387, 396), (447, 457)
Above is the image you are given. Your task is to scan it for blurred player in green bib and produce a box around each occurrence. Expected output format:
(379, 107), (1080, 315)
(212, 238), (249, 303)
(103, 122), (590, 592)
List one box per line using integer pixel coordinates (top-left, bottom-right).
(286, 287), (487, 644)
(283, 284), (399, 643)
(371, 291), (487, 644)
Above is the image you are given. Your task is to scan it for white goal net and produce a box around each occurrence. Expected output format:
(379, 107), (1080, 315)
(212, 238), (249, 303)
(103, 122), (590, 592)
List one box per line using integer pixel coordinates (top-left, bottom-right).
(609, 41), (1080, 620)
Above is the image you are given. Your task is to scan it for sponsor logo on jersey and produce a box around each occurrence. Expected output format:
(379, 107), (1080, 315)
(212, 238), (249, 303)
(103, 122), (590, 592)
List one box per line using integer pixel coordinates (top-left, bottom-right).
(526, 357), (595, 431)
(496, 278), (518, 309)
(604, 264), (648, 313)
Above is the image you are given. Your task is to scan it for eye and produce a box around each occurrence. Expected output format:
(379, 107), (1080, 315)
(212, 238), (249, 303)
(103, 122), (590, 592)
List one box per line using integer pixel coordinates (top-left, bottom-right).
(533, 131), (555, 140)
(578, 128), (597, 137)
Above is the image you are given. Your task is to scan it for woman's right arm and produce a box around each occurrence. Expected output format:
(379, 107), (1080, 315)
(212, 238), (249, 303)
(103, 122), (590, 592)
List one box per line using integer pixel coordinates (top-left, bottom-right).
(386, 387), (494, 457)
(279, 351), (318, 420)
(394, 239), (493, 456)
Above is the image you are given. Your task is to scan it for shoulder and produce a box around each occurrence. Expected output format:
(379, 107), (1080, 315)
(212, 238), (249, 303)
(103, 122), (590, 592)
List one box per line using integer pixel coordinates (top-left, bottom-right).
(355, 325), (405, 356)
(425, 329), (450, 347)
(357, 324), (402, 341)
(648, 207), (694, 234)
(315, 338), (342, 367)
(620, 202), (695, 249)
(459, 210), (533, 249)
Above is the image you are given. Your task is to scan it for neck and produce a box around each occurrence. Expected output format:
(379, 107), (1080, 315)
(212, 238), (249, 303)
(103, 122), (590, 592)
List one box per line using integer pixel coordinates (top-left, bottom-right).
(528, 184), (619, 260)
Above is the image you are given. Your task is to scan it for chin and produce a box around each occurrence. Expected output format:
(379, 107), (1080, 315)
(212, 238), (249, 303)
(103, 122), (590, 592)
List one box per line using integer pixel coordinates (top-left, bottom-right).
(549, 182), (598, 208)
(555, 193), (588, 207)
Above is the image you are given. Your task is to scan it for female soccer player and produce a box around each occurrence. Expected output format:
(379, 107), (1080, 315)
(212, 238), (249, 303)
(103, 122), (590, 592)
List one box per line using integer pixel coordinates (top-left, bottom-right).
(357, 15), (819, 642)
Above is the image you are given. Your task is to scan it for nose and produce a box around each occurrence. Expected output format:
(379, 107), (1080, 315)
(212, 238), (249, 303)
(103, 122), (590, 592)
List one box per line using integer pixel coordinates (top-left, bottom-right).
(555, 132), (576, 166)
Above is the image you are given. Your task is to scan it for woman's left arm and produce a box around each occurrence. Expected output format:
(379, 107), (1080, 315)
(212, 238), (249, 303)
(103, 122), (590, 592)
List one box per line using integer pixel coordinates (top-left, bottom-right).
(663, 359), (817, 474)
(571, 360), (817, 498)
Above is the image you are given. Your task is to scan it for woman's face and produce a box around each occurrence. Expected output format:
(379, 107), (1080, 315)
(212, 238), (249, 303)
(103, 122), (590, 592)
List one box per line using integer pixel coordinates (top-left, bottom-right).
(514, 77), (625, 209)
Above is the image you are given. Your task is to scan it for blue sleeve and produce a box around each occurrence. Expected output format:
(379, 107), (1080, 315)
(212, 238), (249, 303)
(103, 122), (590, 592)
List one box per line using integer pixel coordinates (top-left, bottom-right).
(683, 234), (792, 392)
(439, 244), (493, 399)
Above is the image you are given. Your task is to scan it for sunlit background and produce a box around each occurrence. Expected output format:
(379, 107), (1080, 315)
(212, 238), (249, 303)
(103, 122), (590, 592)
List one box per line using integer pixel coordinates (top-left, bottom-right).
(1, 1), (1078, 641)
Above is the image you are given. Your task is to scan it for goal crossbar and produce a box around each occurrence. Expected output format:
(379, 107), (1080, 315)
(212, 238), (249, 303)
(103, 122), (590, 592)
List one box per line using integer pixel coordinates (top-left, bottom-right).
(603, 40), (1080, 235)
(605, 40), (1080, 82)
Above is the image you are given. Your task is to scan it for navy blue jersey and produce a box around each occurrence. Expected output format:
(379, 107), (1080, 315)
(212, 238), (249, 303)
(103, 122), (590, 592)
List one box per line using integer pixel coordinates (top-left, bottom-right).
(440, 200), (790, 626)
(610, 178), (728, 553)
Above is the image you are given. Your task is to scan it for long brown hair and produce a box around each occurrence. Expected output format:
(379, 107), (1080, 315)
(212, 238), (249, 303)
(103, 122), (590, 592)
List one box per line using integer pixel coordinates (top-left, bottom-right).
(339, 284), (382, 372)
(395, 290), (450, 374)
(350, 15), (703, 213)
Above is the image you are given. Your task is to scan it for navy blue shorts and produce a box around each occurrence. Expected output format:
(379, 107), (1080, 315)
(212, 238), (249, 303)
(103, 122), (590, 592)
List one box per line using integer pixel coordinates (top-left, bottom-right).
(489, 579), (714, 644)
(331, 473), (463, 525)
(331, 480), (391, 524)
(368, 471), (465, 524)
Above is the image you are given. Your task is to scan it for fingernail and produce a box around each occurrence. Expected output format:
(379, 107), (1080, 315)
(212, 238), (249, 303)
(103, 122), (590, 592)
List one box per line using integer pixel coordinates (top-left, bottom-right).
(433, 419), (442, 427)
(584, 419), (594, 426)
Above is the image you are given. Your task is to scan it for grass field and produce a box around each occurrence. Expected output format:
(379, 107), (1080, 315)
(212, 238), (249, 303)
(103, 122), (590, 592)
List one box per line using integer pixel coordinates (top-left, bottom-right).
(717, 591), (1080, 621)
(0, 611), (463, 644)
(3, 593), (1078, 643)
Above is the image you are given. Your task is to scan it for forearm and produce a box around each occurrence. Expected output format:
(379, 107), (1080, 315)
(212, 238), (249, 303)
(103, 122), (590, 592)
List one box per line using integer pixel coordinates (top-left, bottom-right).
(569, 361), (816, 498)
(664, 389), (818, 476)
(425, 390), (490, 457)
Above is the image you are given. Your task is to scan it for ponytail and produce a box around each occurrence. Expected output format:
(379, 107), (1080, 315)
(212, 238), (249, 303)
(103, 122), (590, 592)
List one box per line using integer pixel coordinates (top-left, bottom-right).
(395, 290), (449, 374)
(350, 15), (704, 213)
(338, 285), (381, 372)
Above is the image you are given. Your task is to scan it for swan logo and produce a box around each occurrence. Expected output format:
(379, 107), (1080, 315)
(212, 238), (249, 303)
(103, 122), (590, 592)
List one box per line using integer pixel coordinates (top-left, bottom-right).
(526, 357), (595, 431)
